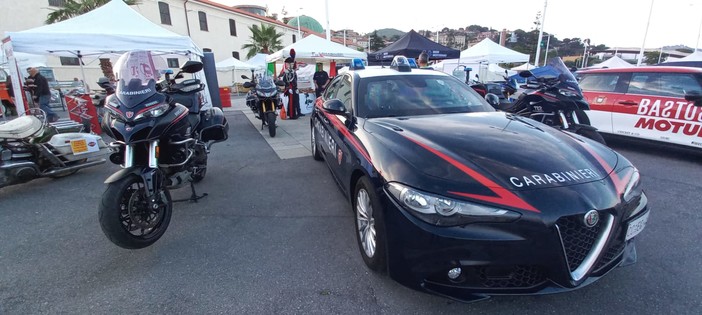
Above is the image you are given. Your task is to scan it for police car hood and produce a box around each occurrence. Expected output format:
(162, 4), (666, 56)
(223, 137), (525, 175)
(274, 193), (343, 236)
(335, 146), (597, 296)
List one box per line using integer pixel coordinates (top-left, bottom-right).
(365, 112), (619, 191)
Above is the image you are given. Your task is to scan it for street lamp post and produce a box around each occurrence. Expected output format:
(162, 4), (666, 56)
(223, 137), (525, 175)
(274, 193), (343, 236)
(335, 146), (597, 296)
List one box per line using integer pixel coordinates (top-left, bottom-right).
(637, 0), (655, 66)
(534, 0), (548, 67)
(296, 7), (303, 40)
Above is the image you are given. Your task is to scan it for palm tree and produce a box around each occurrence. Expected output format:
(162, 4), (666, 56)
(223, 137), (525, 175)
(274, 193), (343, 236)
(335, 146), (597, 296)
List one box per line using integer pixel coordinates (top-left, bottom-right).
(46, 0), (139, 81)
(241, 23), (284, 59)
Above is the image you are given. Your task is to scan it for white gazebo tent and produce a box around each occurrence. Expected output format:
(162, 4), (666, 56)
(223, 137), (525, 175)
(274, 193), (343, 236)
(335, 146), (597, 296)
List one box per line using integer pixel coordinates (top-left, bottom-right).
(434, 38), (529, 82)
(267, 35), (367, 63)
(511, 63), (537, 71)
(589, 55), (634, 69)
(215, 57), (262, 88)
(460, 38), (530, 64)
(3, 0), (203, 114)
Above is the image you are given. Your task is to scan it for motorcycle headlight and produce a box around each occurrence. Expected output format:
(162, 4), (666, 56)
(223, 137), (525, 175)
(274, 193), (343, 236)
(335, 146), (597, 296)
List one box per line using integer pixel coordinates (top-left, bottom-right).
(134, 102), (170, 121)
(105, 99), (125, 120)
(387, 182), (521, 226)
(558, 88), (579, 97)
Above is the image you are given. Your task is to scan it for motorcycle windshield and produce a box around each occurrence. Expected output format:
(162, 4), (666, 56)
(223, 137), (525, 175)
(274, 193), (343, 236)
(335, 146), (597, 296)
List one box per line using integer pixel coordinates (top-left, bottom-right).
(257, 71), (276, 92)
(113, 50), (168, 109)
(544, 57), (582, 96)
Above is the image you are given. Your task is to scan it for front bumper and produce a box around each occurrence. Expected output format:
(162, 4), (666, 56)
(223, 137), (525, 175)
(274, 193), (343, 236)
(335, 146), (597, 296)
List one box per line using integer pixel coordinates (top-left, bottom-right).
(380, 189), (648, 302)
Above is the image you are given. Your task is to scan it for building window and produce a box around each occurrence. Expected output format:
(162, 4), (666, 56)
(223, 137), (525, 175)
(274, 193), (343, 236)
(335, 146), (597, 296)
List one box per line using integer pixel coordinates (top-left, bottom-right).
(292, 34), (297, 43)
(59, 57), (80, 66)
(167, 58), (179, 68)
(198, 11), (208, 31)
(48, 0), (67, 7)
(158, 2), (171, 25)
(229, 19), (237, 36)
(232, 52), (240, 59)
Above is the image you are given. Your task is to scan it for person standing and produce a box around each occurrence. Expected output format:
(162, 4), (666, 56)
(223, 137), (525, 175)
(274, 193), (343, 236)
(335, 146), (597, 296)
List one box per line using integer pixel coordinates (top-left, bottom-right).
(27, 67), (58, 122)
(312, 63), (329, 98)
(417, 51), (429, 68)
(281, 58), (301, 119)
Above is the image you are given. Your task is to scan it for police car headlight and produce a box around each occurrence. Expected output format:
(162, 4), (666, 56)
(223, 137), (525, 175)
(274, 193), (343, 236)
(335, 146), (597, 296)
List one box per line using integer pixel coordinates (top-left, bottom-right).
(558, 88), (579, 97)
(622, 168), (641, 203)
(387, 182), (521, 226)
(134, 103), (170, 121)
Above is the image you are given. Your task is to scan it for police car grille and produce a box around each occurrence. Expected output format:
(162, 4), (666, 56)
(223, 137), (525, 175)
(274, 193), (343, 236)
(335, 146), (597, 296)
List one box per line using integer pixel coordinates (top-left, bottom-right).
(478, 265), (546, 288)
(594, 236), (626, 271)
(556, 215), (602, 272)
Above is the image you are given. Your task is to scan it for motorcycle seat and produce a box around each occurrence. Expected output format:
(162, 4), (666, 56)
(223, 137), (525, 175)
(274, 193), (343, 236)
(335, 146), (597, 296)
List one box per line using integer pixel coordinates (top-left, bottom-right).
(0, 115), (43, 139)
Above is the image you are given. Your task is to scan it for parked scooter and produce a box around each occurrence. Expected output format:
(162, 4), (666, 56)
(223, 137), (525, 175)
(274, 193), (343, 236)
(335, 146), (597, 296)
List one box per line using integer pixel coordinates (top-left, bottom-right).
(242, 71), (285, 137)
(480, 58), (606, 144)
(0, 109), (107, 188)
(98, 50), (229, 249)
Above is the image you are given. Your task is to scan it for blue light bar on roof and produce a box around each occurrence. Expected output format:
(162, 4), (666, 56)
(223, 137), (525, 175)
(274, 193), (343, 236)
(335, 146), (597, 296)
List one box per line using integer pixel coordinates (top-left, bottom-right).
(350, 58), (365, 70)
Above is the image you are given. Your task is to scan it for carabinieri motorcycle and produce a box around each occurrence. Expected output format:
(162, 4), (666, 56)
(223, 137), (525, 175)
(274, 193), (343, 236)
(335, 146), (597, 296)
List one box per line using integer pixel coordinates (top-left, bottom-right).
(242, 71), (285, 137)
(481, 58), (606, 144)
(99, 50), (228, 249)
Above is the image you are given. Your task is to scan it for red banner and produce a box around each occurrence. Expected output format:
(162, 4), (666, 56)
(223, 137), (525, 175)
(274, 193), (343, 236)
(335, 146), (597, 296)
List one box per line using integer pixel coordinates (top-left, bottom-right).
(65, 94), (102, 134)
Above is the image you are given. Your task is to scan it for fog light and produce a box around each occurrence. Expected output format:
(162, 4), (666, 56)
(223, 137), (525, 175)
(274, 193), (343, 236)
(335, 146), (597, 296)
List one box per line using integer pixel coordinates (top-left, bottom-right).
(447, 267), (462, 280)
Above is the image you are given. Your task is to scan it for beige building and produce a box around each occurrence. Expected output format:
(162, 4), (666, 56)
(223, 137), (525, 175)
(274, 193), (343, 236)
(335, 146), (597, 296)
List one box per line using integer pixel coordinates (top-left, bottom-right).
(1, 0), (300, 87)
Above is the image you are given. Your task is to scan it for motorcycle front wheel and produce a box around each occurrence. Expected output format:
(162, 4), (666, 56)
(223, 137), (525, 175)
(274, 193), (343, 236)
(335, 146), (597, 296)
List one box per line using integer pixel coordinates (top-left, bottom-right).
(267, 112), (276, 137)
(99, 174), (172, 249)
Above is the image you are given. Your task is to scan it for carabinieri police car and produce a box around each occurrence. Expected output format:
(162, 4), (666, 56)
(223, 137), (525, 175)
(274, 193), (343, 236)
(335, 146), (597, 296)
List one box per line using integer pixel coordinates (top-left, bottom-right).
(310, 56), (650, 302)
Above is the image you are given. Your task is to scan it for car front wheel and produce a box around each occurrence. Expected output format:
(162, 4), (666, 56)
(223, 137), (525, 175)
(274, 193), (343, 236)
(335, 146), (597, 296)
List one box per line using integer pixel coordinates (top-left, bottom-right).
(353, 176), (387, 272)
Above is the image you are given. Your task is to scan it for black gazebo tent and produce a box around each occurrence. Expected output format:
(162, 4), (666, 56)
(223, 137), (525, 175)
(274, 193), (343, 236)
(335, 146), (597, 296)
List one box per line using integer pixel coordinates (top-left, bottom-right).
(368, 30), (460, 65)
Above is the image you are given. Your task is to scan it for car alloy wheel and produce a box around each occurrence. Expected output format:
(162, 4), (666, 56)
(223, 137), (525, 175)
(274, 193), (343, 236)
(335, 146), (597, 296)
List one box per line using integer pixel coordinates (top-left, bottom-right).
(356, 188), (376, 258)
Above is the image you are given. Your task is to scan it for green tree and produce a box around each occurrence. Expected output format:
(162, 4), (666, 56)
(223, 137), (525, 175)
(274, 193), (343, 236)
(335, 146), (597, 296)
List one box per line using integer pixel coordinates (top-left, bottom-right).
(45, 0), (140, 82)
(45, 0), (139, 24)
(644, 51), (663, 65)
(369, 32), (384, 51)
(241, 23), (284, 59)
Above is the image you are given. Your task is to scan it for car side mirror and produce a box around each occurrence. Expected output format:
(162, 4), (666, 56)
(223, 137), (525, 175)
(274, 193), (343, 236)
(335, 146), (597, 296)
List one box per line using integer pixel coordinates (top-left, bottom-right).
(685, 91), (702, 107)
(181, 60), (204, 73)
(322, 99), (346, 115)
(485, 93), (500, 108)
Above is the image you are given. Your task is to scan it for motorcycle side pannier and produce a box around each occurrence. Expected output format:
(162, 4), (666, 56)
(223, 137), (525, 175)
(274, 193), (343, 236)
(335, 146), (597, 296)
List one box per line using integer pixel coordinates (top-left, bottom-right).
(199, 107), (229, 142)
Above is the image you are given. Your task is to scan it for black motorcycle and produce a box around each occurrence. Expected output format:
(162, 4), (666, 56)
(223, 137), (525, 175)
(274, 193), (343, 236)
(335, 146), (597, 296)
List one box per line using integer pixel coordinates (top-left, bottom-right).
(99, 51), (228, 249)
(242, 71), (285, 137)
(481, 58), (605, 144)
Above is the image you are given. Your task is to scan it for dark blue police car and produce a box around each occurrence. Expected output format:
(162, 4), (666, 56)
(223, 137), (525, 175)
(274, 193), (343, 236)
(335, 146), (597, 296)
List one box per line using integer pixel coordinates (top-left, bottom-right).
(310, 56), (650, 302)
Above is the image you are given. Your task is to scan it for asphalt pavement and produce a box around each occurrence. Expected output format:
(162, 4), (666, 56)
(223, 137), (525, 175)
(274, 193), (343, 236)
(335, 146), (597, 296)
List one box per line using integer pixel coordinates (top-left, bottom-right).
(1, 97), (701, 314)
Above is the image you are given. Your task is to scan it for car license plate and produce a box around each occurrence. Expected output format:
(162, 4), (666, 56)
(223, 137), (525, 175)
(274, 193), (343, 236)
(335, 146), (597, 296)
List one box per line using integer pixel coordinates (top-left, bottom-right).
(625, 211), (649, 241)
(70, 139), (89, 155)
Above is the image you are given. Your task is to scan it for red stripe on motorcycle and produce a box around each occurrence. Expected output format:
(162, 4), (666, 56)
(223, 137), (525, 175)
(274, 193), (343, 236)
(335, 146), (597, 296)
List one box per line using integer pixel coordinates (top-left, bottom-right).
(402, 135), (540, 213)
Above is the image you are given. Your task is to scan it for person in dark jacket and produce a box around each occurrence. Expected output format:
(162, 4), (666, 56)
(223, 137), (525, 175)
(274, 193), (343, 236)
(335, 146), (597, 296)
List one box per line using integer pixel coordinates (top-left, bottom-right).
(313, 63), (329, 98)
(27, 67), (58, 122)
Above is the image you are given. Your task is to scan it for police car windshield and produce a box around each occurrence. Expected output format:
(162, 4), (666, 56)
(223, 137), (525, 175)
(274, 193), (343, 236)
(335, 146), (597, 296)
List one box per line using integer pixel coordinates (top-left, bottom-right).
(114, 50), (168, 108)
(358, 75), (494, 118)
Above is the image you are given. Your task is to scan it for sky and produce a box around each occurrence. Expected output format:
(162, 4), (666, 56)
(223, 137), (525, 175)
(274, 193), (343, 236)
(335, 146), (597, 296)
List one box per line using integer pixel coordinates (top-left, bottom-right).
(217, 0), (702, 49)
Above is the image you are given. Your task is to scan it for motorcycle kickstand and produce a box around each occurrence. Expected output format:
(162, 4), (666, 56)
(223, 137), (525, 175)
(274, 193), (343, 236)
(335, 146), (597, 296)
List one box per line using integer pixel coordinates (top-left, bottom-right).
(173, 181), (208, 203)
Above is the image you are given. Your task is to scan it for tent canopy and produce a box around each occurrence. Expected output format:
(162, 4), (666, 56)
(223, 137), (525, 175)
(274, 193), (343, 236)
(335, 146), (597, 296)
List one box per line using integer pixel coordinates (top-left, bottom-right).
(460, 38), (529, 64)
(368, 30), (459, 62)
(4, 0), (201, 57)
(657, 50), (702, 68)
(511, 63), (536, 71)
(589, 55), (633, 69)
(247, 53), (269, 69)
(267, 35), (367, 62)
(216, 57), (260, 72)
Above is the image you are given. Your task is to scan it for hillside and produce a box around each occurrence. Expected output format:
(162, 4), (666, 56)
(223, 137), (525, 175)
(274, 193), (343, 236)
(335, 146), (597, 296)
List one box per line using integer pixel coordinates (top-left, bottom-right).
(375, 28), (405, 39)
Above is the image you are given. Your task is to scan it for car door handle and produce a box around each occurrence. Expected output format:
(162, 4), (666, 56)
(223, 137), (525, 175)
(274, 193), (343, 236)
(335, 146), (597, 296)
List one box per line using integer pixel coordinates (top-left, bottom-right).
(617, 100), (638, 106)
